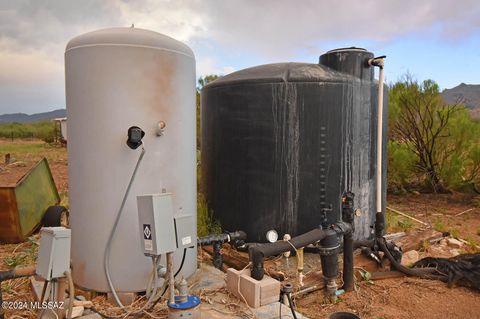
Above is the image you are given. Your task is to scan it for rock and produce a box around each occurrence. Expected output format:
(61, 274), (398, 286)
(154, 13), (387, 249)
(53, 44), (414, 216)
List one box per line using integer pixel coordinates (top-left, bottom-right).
(397, 229), (444, 251)
(78, 313), (102, 319)
(71, 306), (84, 318)
(450, 249), (461, 256)
(439, 239), (448, 247)
(73, 300), (94, 308)
(7, 161), (26, 167)
(401, 250), (420, 266)
(447, 238), (463, 249)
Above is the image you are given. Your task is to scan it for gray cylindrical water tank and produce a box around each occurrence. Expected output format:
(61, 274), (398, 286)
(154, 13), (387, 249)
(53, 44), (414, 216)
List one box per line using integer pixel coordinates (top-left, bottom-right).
(66, 27), (197, 292)
(201, 48), (387, 242)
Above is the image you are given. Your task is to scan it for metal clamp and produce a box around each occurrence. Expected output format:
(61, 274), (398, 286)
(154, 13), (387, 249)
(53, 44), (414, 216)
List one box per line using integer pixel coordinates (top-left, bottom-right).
(317, 244), (340, 256)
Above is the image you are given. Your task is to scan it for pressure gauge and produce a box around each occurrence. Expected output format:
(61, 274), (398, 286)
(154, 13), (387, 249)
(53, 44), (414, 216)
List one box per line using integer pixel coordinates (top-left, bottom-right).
(266, 230), (278, 243)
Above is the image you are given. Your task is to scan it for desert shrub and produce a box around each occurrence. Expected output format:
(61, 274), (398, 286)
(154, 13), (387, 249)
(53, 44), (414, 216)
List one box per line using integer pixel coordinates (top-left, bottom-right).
(0, 121), (58, 143)
(388, 141), (417, 190)
(197, 193), (221, 237)
(388, 77), (480, 192)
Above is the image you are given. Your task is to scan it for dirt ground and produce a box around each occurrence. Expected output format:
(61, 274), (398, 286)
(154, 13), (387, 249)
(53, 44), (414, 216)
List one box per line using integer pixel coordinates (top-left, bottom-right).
(0, 138), (68, 193)
(1, 139), (480, 319)
(297, 276), (480, 319)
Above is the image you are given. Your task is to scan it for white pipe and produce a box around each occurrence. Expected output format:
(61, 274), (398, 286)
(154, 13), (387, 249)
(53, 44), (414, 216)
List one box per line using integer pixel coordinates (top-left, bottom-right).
(375, 60), (385, 213)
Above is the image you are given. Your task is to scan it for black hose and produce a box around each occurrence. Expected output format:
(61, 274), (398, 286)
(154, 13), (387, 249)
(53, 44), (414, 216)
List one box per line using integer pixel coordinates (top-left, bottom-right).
(174, 248), (187, 278)
(378, 238), (443, 280)
(353, 239), (375, 249)
(286, 293), (298, 319)
(159, 248), (188, 298)
(375, 212), (385, 237)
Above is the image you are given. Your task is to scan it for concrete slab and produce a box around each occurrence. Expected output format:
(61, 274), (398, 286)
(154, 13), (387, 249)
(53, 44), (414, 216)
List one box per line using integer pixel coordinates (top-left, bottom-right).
(189, 264), (226, 294)
(200, 301), (309, 319)
(193, 264), (309, 319)
(256, 302), (309, 319)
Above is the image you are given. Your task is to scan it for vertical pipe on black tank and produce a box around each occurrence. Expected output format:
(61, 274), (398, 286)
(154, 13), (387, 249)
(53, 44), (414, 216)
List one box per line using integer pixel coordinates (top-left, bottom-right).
(368, 56), (387, 238)
(319, 230), (340, 300)
(342, 192), (355, 292)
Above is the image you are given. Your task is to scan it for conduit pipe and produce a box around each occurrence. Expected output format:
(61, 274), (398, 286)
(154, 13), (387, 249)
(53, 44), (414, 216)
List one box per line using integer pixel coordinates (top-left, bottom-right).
(104, 144), (146, 308)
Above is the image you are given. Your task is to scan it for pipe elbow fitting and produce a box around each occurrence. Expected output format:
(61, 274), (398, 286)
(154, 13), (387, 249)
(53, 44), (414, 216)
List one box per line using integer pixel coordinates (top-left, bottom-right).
(249, 246), (265, 280)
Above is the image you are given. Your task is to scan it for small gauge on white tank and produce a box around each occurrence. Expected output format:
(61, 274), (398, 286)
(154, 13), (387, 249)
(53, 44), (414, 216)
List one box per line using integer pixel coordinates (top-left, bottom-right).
(266, 230), (278, 243)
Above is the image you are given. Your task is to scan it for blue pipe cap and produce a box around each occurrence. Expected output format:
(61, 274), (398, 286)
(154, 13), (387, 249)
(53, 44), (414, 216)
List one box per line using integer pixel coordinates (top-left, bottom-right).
(168, 295), (201, 310)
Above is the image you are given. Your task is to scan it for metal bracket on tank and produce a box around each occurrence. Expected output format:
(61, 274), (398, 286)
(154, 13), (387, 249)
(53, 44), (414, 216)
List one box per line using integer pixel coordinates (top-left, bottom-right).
(367, 55), (386, 69)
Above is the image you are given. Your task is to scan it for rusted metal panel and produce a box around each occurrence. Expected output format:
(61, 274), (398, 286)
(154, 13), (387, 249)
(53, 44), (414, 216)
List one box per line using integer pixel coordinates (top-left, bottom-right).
(0, 188), (21, 243)
(0, 158), (60, 243)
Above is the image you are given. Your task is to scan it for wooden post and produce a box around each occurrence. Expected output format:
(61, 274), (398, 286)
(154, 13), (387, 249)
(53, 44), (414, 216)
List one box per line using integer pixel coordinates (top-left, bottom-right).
(55, 278), (67, 319)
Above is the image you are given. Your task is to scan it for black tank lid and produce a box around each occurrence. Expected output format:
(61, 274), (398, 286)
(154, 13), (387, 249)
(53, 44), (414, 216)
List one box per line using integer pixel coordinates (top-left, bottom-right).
(204, 47), (375, 89)
(203, 62), (356, 89)
(319, 47), (374, 81)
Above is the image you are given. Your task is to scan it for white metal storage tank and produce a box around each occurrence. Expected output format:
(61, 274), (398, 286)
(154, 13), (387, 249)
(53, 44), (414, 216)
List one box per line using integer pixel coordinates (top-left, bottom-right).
(65, 27), (197, 292)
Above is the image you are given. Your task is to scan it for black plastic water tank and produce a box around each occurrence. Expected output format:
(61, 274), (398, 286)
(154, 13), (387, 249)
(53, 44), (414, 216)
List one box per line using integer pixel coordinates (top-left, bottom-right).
(201, 48), (387, 242)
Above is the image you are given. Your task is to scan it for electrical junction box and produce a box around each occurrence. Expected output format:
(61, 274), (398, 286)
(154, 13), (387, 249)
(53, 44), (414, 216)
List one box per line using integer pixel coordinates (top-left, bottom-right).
(174, 214), (196, 249)
(36, 227), (71, 281)
(137, 193), (177, 256)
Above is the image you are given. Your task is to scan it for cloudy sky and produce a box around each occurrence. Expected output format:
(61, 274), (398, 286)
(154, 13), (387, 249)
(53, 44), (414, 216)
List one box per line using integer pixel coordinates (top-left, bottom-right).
(1, 0), (479, 114)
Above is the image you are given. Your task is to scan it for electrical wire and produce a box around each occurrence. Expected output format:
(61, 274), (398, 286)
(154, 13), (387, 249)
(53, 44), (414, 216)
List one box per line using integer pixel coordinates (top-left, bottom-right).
(145, 256), (159, 305)
(159, 248), (188, 297)
(174, 248), (187, 278)
(104, 145), (146, 308)
(286, 293), (298, 319)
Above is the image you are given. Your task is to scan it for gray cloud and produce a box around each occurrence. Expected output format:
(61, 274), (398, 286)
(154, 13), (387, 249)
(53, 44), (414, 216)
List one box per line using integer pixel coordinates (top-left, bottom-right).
(0, 0), (479, 113)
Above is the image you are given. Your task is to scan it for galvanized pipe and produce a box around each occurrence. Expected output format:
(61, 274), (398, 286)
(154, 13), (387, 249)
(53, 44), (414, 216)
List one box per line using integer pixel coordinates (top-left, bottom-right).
(167, 252), (175, 305)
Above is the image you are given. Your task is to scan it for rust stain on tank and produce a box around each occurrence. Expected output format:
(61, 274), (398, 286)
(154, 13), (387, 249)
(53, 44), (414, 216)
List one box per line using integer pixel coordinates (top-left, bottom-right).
(72, 261), (86, 284)
(142, 52), (176, 119)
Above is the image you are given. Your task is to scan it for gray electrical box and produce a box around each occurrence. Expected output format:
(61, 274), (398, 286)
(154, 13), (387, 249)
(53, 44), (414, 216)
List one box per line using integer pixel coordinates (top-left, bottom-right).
(36, 227), (71, 281)
(137, 193), (177, 256)
(174, 214), (196, 249)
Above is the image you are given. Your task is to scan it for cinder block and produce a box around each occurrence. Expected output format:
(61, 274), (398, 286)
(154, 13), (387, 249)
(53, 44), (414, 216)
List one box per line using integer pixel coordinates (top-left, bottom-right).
(226, 268), (259, 308)
(259, 276), (280, 306)
(226, 268), (280, 308)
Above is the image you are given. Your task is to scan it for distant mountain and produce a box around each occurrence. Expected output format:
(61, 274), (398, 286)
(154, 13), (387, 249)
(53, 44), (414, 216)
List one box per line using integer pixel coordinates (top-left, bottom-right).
(441, 83), (480, 118)
(0, 109), (66, 123)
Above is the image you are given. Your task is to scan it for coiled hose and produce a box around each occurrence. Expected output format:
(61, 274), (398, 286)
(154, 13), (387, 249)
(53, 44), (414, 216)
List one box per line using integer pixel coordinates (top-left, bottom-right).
(378, 237), (444, 280)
